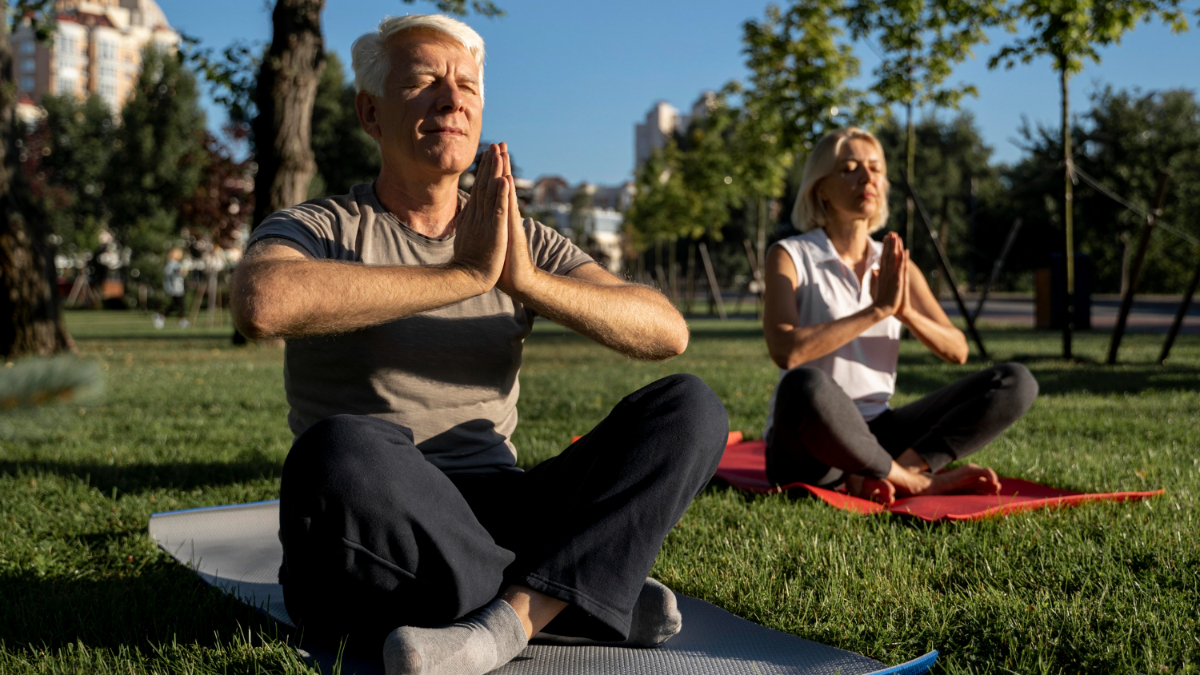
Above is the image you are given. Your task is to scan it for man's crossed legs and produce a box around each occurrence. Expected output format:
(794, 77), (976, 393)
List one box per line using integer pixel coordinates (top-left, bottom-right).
(279, 374), (729, 675)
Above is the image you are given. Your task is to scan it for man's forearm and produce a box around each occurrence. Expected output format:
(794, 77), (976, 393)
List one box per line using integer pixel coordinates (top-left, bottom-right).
(232, 258), (486, 339)
(511, 269), (688, 360)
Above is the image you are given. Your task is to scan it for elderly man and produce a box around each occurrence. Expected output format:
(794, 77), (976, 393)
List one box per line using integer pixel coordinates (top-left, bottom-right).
(230, 14), (728, 675)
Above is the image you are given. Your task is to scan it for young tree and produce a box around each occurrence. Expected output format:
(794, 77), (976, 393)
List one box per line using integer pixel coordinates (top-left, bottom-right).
(178, 133), (256, 250)
(0, 0), (74, 357)
(874, 112), (1003, 283)
(736, 0), (869, 282)
(1008, 87), (1200, 294)
(308, 52), (380, 198)
(724, 81), (794, 277)
(22, 94), (116, 251)
(741, 0), (867, 158)
(107, 46), (208, 257)
(989, 0), (1191, 358)
(844, 0), (999, 246)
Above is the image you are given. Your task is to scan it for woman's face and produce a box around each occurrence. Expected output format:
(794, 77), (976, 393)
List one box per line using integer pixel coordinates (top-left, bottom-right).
(818, 138), (885, 224)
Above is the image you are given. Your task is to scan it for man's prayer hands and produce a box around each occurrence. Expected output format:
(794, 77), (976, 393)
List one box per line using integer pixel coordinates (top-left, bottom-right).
(496, 143), (538, 300)
(452, 142), (539, 300)
(451, 144), (511, 295)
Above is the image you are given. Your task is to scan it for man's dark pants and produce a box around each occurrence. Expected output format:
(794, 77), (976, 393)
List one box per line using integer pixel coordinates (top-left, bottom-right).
(279, 374), (729, 645)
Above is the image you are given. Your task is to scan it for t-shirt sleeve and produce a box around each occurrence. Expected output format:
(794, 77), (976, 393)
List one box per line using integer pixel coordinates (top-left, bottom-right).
(524, 218), (594, 275)
(247, 202), (341, 260)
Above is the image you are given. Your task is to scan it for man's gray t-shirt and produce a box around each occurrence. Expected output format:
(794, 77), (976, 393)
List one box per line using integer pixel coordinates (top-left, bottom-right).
(249, 182), (594, 474)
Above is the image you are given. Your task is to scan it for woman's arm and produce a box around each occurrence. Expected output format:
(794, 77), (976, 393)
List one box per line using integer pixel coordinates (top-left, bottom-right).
(896, 259), (969, 364)
(762, 240), (905, 370)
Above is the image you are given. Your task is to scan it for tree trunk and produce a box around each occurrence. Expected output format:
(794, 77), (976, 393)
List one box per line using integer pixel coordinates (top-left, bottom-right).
(0, 1), (74, 358)
(240, 0), (324, 347)
(1061, 62), (1074, 360)
(252, 0), (326, 228)
(904, 80), (916, 248)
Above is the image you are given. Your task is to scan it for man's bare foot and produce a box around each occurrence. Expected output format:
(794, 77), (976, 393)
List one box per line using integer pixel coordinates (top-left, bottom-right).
(845, 474), (896, 505)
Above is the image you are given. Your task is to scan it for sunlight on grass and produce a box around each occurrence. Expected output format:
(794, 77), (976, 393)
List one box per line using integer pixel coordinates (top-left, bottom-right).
(0, 310), (1196, 673)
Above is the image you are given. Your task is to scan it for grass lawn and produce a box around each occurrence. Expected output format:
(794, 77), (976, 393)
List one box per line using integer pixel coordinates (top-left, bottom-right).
(1, 310), (1197, 674)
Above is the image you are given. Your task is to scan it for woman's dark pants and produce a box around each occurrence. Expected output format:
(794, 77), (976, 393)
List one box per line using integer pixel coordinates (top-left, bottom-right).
(766, 363), (1038, 487)
(278, 374), (728, 645)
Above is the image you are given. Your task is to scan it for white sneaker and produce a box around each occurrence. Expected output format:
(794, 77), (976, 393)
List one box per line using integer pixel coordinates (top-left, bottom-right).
(178, 319), (191, 329)
(152, 314), (165, 329)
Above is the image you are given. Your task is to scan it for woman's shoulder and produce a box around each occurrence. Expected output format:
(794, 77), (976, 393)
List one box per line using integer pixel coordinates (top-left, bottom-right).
(774, 229), (832, 260)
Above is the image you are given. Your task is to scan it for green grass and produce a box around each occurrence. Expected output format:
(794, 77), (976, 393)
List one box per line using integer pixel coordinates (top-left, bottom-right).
(1, 310), (1197, 674)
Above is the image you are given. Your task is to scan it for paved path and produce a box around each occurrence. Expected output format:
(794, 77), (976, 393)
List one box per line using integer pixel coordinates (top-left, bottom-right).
(944, 294), (1200, 335)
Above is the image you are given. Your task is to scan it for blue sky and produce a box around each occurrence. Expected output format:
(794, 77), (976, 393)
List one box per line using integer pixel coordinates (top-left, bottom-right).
(160, 0), (1199, 185)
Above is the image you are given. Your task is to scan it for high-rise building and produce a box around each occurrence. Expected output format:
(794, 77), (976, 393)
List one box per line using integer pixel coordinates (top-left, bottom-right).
(12, 0), (181, 122)
(634, 101), (686, 171)
(633, 92), (716, 172)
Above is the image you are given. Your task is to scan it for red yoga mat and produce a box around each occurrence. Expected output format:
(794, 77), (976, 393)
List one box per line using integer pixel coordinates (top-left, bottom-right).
(715, 432), (1164, 522)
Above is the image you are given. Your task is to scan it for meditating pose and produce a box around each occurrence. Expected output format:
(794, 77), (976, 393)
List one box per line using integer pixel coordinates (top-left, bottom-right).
(229, 15), (728, 675)
(761, 127), (1038, 505)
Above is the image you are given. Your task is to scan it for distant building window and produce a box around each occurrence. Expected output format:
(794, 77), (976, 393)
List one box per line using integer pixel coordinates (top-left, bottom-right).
(20, 58), (35, 73)
(100, 65), (116, 81)
(100, 81), (117, 102)
(56, 77), (75, 95)
(20, 41), (35, 55)
(99, 41), (117, 61)
(20, 76), (35, 92)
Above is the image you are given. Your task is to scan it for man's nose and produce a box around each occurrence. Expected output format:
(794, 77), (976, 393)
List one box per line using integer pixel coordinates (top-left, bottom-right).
(435, 81), (464, 113)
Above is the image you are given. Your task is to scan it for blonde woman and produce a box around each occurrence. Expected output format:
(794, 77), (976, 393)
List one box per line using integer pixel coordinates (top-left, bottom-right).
(762, 128), (1038, 504)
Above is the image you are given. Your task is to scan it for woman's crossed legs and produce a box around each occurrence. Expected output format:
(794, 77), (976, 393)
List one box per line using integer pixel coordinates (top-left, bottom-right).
(765, 363), (1037, 503)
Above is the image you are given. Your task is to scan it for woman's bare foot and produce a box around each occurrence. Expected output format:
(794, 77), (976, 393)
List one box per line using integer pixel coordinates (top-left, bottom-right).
(884, 456), (1002, 497)
(845, 474), (897, 505)
(923, 464), (1001, 496)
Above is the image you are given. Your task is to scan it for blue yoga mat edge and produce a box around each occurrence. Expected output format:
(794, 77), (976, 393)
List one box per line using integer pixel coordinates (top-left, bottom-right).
(865, 650), (938, 675)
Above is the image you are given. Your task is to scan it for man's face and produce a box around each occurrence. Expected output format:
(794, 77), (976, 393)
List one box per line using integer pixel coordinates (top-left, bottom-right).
(360, 29), (483, 179)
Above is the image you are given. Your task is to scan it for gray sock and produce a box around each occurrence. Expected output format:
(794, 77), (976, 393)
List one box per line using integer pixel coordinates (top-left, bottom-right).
(622, 577), (682, 647)
(383, 599), (528, 675)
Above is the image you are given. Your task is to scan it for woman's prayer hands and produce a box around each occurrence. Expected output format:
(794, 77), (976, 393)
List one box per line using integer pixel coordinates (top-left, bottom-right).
(451, 144), (511, 295)
(870, 232), (909, 319)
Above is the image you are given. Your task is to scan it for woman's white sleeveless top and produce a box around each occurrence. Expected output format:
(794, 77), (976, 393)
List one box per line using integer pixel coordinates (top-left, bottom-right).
(764, 228), (902, 438)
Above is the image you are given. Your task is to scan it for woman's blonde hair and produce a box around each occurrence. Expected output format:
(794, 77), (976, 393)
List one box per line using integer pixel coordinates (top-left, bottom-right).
(791, 127), (890, 233)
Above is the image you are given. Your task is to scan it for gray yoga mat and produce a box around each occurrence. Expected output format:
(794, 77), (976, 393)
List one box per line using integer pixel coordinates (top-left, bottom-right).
(150, 500), (936, 675)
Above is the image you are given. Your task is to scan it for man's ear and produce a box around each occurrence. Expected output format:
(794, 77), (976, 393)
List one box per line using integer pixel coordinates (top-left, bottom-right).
(356, 90), (382, 139)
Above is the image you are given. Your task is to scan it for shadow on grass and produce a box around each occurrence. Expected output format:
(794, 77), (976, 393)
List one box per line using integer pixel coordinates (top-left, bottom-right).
(0, 561), (276, 652)
(72, 333), (239, 342)
(898, 362), (1200, 397)
(0, 457), (283, 495)
(687, 329), (768, 341)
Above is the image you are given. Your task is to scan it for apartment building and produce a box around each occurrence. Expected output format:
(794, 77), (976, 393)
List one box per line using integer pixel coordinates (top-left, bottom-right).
(13, 0), (181, 122)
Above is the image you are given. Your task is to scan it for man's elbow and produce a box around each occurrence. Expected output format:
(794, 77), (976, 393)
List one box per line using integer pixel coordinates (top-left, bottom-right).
(230, 275), (281, 340)
(232, 307), (274, 341)
(664, 326), (689, 358)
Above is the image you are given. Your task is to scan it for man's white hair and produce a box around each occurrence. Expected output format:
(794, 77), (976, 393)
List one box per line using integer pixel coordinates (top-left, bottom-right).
(351, 14), (486, 103)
